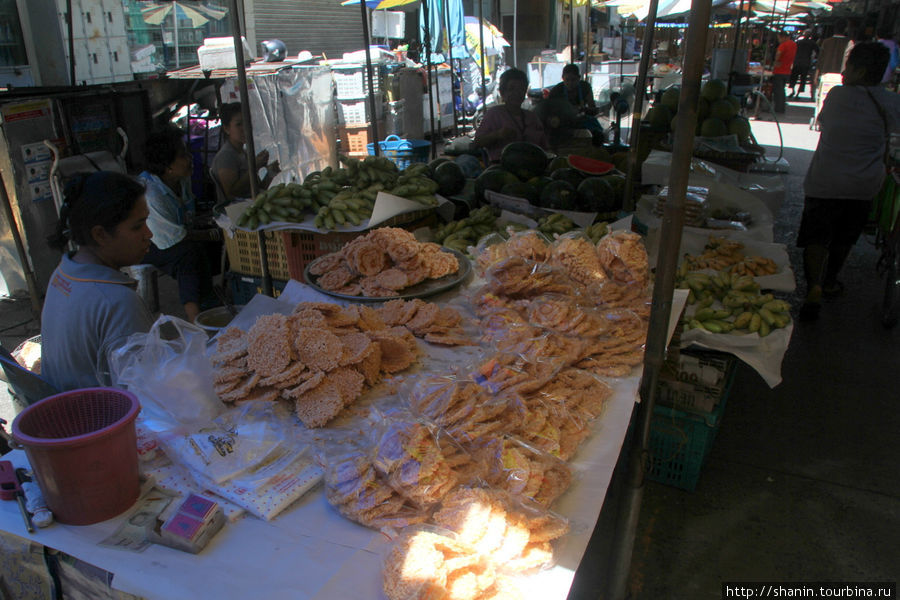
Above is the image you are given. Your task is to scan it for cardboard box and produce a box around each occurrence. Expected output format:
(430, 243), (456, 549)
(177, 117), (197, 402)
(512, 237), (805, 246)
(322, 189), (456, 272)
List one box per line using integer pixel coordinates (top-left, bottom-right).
(657, 349), (736, 414)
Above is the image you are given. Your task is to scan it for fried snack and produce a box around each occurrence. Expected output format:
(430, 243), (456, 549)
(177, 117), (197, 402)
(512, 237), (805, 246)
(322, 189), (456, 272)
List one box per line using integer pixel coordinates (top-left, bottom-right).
(408, 379), (521, 446)
(596, 230), (649, 285)
(373, 419), (470, 508)
(377, 300), (472, 346)
(550, 236), (608, 287)
(246, 314), (293, 377)
(324, 450), (427, 531)
(432, 487), (569, 570)
(485, 256), (574, 298)
(293, 327), (343, 372)
(474, 352), (563, 397)
(505, 230), (551, 263)
(473, 437), (573, 507)
(383, 530), (510, 600)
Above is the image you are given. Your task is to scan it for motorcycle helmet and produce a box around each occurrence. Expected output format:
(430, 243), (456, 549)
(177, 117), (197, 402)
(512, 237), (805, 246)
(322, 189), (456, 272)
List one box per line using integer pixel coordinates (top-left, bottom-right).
(261, 40), (286, 62)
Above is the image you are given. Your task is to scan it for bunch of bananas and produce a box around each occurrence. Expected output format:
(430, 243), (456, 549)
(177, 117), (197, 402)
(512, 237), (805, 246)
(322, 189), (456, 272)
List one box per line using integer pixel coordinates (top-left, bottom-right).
(677, 270), (792, 337)
(537, 213), (577, 236)
(432, 206), (498, 253)
(236, 155), (443, 231)
(730, 255), (779, 277)
(585, 222), (609, 244)
(683, 236), (780, 277)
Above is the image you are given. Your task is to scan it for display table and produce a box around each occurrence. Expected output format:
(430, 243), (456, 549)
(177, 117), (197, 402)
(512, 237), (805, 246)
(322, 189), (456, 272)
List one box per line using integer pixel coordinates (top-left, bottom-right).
(0, 273), (682, 599)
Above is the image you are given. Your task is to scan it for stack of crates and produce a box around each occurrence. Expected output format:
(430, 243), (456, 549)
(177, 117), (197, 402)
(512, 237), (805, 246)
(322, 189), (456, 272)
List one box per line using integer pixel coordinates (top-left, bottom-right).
(334, 64), (385, 158)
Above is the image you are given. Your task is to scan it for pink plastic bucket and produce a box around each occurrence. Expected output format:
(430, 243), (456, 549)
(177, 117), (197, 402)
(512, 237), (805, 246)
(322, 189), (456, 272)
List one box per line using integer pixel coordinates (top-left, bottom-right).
(12, 388), (141, 525)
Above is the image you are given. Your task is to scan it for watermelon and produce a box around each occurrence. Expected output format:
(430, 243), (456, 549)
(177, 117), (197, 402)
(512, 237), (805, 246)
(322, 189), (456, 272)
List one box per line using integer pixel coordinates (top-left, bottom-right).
(500, 182), (539, 203)
(550, 167), (584, 188)
(546, 156), (570, 174)
(527, 176), (554, 195)
(645, 106), (673, 133)
(568, 154), (615, 176)
(501, 142), (549, 181)
(576, 177), (618, 212)
(698, 96), (712, 121)
(728, 115), (752, 144)
(433, 161), (466, 196)
(427, 157), (451, 178)
(475, 167), (520, 204)
(539, 180), (577, 211)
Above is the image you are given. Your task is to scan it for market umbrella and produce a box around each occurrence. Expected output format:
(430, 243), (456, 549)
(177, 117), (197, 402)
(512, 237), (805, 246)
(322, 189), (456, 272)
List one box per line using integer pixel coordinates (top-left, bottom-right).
(141, 1), (227, 68)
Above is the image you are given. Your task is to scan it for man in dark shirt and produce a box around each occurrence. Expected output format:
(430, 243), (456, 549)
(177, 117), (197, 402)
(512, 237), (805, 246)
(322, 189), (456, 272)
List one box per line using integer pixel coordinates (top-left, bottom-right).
(789, 30), (819, 99)
(548, 63), (605, 144)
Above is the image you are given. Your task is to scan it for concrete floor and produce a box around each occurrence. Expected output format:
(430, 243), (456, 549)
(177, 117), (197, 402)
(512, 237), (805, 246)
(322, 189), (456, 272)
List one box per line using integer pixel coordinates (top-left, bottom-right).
(2, 94), (898, 598)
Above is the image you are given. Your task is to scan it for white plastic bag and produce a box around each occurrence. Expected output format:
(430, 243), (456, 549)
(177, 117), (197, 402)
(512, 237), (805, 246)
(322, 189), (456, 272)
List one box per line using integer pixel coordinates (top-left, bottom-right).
(110, 315), (225, 428)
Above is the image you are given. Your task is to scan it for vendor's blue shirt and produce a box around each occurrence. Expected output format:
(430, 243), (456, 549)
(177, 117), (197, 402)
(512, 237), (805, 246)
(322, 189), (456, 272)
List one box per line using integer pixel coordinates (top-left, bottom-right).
(139, 171), (195, 250)
(41, 255), (154, 391)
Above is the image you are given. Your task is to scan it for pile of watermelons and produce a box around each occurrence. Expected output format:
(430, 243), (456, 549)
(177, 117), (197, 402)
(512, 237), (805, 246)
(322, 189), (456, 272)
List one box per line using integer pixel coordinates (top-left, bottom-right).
(473, 141), (626, 215)
(644, 79), (752, 145)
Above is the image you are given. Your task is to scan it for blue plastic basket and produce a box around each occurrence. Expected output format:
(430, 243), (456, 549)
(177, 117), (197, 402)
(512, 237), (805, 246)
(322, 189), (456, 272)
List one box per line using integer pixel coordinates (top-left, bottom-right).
(367, 134), (430, 170)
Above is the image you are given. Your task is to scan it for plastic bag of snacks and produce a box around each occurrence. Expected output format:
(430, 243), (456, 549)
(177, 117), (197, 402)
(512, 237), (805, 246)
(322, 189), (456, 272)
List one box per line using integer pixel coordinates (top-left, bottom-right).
(315, 426), (429, 532)
(430, 484), (571, 573)
(470, 435), (573, 508)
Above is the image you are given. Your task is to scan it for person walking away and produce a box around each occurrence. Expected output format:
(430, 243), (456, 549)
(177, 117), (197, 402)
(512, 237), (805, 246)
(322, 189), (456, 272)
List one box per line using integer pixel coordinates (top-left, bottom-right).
(139, 127), (220, 323)
(816, 20), (853, 99)
(797, 42), (900, 321)
(876, 28), (899, 85)
(771, 31), (797, 114)
(473, 68), (548, 163)
(789, 30), (818, 99)
(210, 102), (281, 204)
(41, 172), (155, 391)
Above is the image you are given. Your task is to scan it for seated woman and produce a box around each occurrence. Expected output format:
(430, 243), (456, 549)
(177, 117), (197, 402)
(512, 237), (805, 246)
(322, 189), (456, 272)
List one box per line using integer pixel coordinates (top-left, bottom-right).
(474, 68), (548, 164)
(41, 172), (155, 391)
(211, 102), (281, 203)
(547, 63), (605, 144)
(139, 127), (218, 323)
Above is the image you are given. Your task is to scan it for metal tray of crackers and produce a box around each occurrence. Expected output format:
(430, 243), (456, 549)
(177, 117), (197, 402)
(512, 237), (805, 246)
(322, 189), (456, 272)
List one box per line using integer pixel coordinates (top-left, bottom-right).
(305, 248), (472, 302)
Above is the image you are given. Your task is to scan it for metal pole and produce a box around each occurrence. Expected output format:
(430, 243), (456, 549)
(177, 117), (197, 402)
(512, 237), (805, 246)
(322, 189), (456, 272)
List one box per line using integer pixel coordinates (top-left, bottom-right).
(606, 0), (713, 598)
(66, 0), (76, 85)
(444, 0), (460, 137)
(513, 0), (517, 67)
(623, 0), (662, 212)
(228, 0), (272, 296)
(174, 1), (180, 70)
(423, 0), (437, 159)
(478, 0), (487, 110)
(727, 0), (747, 95)
(361, 2), (380, 155)
(754, 0), (779, 118)
(0, 172), (42, 321)
(569, 0), (575, 59)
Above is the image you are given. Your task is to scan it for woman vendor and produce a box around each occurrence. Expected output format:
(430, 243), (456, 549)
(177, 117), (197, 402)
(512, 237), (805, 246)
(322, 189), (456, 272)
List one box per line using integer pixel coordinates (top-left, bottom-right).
(474, 68), (548, 163)
(41, 171), (155, 391)
(211, 102), (281, 203)
(139, 127), (218, 323)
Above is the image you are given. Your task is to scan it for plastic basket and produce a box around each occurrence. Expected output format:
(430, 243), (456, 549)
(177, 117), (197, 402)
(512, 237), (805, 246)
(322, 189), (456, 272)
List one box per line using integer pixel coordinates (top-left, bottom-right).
(367, 134), (431, 170)
(339, 120), (384, 156)
(225, 271), (288, 305)
(647, 360), (736, 491)
(223, 227), (291, 280)
(333, 65), (381, 100)
(281, 210), (436, 282)
(338, 97), (383, 126)
(11, 388), (141, 525)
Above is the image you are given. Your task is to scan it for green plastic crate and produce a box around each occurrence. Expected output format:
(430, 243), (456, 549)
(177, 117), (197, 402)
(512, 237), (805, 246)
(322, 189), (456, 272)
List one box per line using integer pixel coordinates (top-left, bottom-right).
(647, 358), (736, 491)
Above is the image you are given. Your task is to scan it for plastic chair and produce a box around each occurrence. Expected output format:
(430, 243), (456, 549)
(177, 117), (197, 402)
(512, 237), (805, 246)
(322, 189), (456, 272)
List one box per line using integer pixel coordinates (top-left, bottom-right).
(0, 344), (59, 407)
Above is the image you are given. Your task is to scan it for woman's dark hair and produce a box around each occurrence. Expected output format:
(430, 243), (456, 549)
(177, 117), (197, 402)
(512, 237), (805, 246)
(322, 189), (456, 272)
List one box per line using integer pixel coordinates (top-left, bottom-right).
(563, 63), (580, 77)
(219, 102), (242, 127)
(846, 41), (890, 86)
(498, 68), (528, 93)
(47, 171), (145, 251)
(145, 126), (187, 177)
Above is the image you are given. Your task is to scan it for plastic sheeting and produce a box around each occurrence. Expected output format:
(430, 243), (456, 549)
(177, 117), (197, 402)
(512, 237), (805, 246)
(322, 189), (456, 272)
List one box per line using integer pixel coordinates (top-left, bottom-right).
(220, 66), (337, 183)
